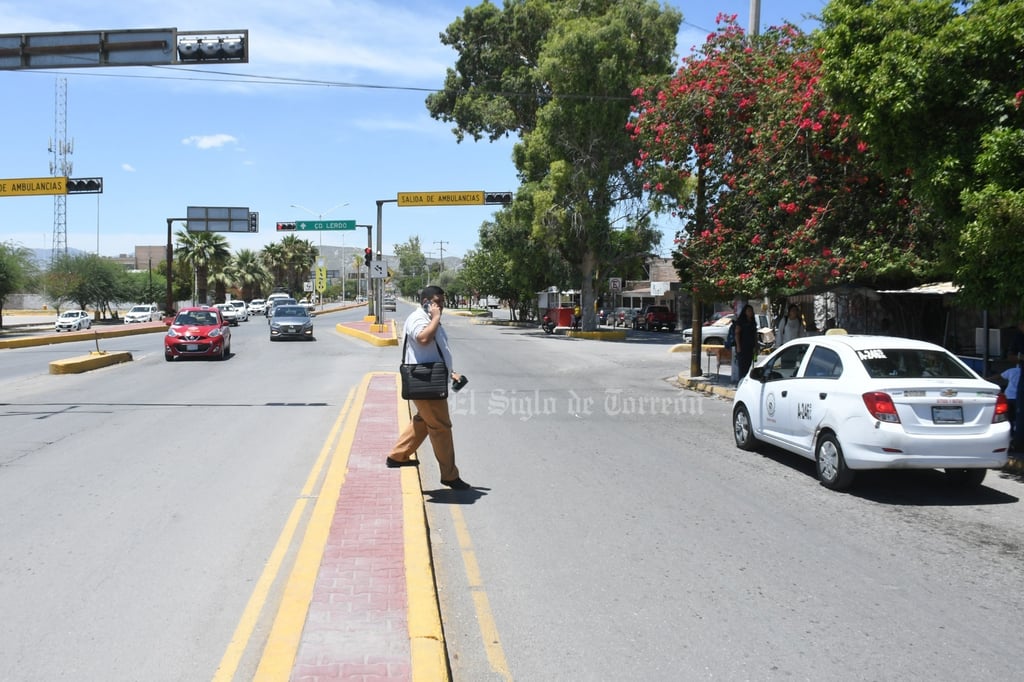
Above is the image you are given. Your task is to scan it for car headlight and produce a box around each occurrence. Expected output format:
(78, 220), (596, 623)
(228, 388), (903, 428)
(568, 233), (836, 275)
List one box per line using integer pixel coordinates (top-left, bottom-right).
(209, 328), (223, 338)
(166, 328), (180, 338)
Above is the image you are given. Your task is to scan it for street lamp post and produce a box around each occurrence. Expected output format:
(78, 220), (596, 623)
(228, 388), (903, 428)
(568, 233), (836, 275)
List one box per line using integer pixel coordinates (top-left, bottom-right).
(290, 202), (348, 307)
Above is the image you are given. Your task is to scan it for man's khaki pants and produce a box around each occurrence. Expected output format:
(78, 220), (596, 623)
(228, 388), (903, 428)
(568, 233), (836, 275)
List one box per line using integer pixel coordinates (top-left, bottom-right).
(388, 398), (459, 482)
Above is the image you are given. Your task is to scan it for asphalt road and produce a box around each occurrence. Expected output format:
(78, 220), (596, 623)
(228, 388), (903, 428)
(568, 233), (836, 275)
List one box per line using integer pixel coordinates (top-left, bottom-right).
(1, 305), (1022, 681)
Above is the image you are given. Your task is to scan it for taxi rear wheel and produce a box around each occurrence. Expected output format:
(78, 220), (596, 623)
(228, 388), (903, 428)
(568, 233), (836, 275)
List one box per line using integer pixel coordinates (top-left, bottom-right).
(816, 432), (855, 490)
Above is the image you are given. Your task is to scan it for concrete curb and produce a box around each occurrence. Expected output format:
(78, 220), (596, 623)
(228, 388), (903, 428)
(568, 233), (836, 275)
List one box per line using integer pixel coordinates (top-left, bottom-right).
(0, 322), (166, 350)
(334, 320), (399, 346)
(49, 351), (133, 374)
(393, 380), (450, 680)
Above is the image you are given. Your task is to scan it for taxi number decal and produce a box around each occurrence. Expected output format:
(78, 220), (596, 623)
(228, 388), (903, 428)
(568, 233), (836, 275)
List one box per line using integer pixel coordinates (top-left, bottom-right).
(856, 349), (887, 360)
(797, 402), (812, 420)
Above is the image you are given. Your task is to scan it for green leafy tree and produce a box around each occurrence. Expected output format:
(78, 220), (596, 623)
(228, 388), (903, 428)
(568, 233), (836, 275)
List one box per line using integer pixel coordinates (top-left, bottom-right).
(394, 236), (428, 298)
(0, 241), (35, 328)
(45, 253), (126, 317)
(427, 0), (680, 330)
(817, 0), (1024, 308)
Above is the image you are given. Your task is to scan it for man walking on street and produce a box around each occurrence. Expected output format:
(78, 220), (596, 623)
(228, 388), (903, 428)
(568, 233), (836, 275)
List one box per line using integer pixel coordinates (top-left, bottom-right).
(385, 285), (470, 490)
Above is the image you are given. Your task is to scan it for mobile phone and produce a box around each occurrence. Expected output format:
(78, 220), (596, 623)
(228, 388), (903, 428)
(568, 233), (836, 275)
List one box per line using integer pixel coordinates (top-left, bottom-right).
(422, 302), (431, 314)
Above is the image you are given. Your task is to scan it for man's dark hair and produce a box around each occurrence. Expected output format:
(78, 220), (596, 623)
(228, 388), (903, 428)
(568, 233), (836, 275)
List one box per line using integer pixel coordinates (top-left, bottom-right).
(420, 285), (445, 302)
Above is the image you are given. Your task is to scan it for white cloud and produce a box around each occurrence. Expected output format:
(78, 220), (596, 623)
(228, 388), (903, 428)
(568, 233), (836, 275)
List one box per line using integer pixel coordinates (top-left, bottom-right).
(181, 134), (239, 149)
(122, 163), (136, 172)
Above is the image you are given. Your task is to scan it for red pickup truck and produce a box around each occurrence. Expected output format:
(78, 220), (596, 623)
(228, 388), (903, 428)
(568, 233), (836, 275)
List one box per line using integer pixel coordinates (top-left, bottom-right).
(636, 305), (677, 332)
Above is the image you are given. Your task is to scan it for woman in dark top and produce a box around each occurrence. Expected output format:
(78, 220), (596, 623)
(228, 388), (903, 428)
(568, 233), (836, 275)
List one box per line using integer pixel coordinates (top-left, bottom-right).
(734, 304), (759, 381)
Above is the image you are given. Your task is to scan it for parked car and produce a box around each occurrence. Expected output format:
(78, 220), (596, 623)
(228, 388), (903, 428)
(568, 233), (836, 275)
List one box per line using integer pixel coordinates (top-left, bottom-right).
(54, 310), (91, 332)
(247, 299), (267, 316)
(731, 333), (1010, 490)
(164, 306), (231, 361)
(609, 307), (640, 328)
(123, 304), (160, 324)
(228, 300), (249, 321)
(636, 305), (677, 331)
(269, 304), (314, 341)
(214, 302), (240, 326)
(683, 313), (770, 345)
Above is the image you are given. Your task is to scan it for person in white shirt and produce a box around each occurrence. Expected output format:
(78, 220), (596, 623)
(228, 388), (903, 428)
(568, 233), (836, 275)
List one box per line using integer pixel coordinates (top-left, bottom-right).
(774, 304), (807, 348)
(386, 285), (470, 490)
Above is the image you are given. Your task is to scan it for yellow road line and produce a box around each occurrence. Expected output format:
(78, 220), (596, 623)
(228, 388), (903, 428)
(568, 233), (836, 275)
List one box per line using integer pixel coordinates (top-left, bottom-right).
(252, 375), (370, 680)
(450, 505), (512, 681)
(211, 387), (356, 682)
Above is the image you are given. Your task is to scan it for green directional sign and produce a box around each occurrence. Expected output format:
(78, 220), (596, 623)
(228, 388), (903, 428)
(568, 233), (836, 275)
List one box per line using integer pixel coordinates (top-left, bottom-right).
(295, 219), (356, 231)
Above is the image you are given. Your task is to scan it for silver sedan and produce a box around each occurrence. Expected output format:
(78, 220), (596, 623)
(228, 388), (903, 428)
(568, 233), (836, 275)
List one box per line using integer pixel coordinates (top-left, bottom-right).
(269, 305), (314, 341)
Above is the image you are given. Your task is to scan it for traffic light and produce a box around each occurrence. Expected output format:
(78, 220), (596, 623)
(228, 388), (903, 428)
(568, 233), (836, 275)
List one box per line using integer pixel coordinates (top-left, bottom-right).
(484, 191), (512, 205)
(249, 211), (259, 232)
(276, 222), (296, 231)
(364, 248), (373, 267)
(66, 177), (103, 194)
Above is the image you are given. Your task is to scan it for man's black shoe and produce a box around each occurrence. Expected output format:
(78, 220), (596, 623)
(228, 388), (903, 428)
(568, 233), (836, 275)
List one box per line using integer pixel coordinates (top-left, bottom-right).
(386, 457), (419, 468)
(441, 477), (471, 490)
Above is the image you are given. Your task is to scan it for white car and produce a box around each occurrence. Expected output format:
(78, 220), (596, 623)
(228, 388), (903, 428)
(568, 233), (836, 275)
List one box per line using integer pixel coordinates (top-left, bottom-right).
(55, 310), (91, 332)
(123, 304), (161, 324)
(228, 300), (248, 321)
(247, 299), (266, 316)
(731, 333), (1010, 490)
(214, 302), (240, 326)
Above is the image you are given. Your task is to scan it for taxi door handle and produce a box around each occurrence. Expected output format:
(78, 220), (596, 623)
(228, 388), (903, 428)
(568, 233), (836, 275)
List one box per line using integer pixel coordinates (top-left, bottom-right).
(819, 393), (828, 400)
(781, 390), (788, 397)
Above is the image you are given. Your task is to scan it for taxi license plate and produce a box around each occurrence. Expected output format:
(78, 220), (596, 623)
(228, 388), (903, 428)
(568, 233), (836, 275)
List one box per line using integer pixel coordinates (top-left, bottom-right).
(932, 405), (963, 424)
(185, 344), (199, 351)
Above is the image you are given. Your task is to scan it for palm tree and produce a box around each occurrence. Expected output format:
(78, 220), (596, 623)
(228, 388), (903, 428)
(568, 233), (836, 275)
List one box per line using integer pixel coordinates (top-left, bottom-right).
(175, 230), (231, 305)
(260, 242), (288, 292)
(231, 249), (270, 300)
(278, 235), (318, 295)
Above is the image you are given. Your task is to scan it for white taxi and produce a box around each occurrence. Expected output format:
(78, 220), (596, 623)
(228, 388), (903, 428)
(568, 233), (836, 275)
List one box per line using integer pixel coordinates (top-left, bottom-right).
(731, 333), (1010, 490)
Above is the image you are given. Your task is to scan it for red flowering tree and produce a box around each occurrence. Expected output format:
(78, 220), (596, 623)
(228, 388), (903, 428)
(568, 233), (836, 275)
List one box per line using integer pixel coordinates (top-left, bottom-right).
(628, 15), (937, 301)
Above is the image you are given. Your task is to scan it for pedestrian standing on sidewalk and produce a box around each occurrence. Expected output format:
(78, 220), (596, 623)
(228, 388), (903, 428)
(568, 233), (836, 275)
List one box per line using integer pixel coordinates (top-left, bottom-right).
(734, 304), (759, 382)
(774, 303), (807, 348)
(386, 285), (471, 490)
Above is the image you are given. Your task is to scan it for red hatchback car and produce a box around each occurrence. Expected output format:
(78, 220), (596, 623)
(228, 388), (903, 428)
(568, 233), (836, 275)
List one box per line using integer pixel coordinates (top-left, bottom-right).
(164, 306), (232, 361)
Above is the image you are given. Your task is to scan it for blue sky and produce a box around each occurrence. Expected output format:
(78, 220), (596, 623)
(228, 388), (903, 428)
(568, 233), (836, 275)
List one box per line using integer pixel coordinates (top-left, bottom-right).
(0, 0), (826, 262)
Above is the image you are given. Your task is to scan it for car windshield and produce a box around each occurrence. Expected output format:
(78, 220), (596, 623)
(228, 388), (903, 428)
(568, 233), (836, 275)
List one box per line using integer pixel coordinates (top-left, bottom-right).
(275, 306), (306, 317)
(856, 348), (974, 379)
(129, 306), (148, 313)
(177, 312), (217, 325)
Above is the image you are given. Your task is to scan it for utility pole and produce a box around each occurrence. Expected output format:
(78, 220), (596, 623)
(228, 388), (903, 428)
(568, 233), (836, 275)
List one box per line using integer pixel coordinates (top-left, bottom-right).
(433, 240), (448, 273)
(749, 0), (761, 37)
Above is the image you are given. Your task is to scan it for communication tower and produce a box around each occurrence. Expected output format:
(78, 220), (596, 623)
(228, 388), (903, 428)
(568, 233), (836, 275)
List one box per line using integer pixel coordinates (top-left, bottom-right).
(48, 77), (72, 262)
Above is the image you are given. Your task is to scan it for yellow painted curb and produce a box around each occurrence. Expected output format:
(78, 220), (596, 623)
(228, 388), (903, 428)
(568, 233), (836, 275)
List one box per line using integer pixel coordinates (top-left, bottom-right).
(392, 373), (450, 681)
(668, 343), (727, 353)
(49, 351), (133, 374)
(564, 329), (627, 341)
(334, 320), (399, 346)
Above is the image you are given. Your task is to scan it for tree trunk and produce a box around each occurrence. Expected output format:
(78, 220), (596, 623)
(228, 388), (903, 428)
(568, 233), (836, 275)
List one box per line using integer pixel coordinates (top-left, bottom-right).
(580, 249), (599, 331)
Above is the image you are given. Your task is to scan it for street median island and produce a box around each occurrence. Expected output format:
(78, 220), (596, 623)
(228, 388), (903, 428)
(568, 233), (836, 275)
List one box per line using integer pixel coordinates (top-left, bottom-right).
(49, 351), (133, 374)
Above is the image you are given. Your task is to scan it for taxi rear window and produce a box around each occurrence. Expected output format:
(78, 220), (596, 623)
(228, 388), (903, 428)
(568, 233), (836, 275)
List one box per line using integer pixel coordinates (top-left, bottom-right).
(856, 348), (973, 379)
